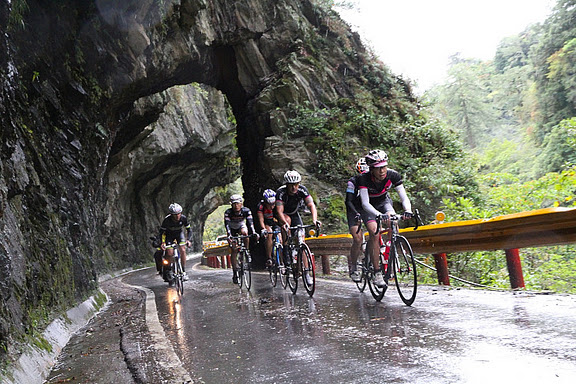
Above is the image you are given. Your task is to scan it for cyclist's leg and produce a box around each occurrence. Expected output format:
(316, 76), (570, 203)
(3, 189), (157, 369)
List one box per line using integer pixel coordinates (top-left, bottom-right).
(347, 207), (363, 280)
(229, 228), (241, 283)
(153, 248), (163, 273)
(238, 225), (249, 249)
(290, 213), (307, 269)
(280, 213), (292, 262)
(174, 232), (186, 270)
(264, 223), (273, 267)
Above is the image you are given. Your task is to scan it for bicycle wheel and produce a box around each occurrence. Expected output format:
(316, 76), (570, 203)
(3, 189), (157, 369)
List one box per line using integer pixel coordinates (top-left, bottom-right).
(392, 236), (417, 306)
(367, 251), (386, 302)
(243, 251), (252, 290)
(286, 247), (298, 294)
(269, 245), (279, 287)
(300, 244), (315, 297)
(175, 258), (184, 296)
(355, 260), (367, 292)
(238, 253), (245, 288)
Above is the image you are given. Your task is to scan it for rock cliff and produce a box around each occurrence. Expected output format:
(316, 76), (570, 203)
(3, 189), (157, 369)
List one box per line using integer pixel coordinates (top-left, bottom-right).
(0, 0), (425, 364)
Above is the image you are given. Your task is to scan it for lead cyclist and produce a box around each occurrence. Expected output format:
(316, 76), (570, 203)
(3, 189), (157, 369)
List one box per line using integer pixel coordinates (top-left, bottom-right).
(358, 150), (413, 288)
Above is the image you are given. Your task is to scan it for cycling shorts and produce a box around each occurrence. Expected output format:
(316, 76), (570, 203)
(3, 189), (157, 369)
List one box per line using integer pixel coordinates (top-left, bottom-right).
(229, 226), (248, 236)
(164, 232), (186, 246)
(346, 206), (364, 228)
(360, 196), (395, 224)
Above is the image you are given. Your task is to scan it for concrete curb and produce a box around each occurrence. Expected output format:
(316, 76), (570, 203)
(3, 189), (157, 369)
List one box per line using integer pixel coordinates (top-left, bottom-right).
(0, 266), (146, 384)
(2, 289), (110, 384)
(123, 282), (193, 383)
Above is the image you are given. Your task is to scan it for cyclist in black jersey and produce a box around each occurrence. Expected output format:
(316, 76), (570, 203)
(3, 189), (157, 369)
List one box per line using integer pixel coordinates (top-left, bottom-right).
(358, 150), (413, 288)
(224, 194), (258, 284)
(345, 158), (369, 282)
(159, 203), (192, 281)
(276, 170), (321, 286)
(256, 189), (279, 268)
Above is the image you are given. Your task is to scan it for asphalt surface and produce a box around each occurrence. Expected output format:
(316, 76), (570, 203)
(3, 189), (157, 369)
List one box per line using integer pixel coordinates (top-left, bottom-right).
(5, 256), (573, 384)
(43, 270), (197, 384)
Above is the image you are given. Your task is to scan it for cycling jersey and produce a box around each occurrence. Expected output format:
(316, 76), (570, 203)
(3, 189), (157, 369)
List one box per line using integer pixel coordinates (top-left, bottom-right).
(357, 168), (403, 206)
(345, 174), (364, 227)
(159, 214), (192, 244)
(276, 184), (310, 215)
(346, 174), (364, 212)
(257, 201), (277, 226)
(224, 206), (255, 234)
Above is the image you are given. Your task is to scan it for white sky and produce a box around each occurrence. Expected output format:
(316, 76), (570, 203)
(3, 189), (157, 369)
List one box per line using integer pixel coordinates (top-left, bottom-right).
(337, 0), (556, 93)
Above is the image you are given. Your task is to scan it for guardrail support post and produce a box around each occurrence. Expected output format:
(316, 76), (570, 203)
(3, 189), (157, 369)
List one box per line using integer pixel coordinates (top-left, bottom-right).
(505, 248), (525, 289)
(433, 253), (450, 286)
(226, 254), (232, 269)
(320, 255), (330, 275)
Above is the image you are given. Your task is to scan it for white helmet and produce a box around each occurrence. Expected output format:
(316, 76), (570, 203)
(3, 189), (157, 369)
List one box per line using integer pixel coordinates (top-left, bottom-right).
(356, 157), (369, 174)
(263, 189), (276, 204)
(283, 170), (302, 184)
(168, 203), (183, 214)
(230, 194), (243, 204)
(365, 149), (388, 167)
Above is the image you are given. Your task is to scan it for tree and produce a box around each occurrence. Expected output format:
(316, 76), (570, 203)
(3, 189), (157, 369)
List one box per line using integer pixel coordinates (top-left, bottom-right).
(529, 0), (576, 143)
(427, 55), (496, 150)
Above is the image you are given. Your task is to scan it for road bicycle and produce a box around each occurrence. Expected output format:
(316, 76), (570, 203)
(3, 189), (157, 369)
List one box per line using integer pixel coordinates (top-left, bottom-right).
(266, 227), (285, 288)
(161, 240), (185, 296)
(230, 235), (253, 290)
(356, 210), (421, 305)
(283, 223), (320, 297)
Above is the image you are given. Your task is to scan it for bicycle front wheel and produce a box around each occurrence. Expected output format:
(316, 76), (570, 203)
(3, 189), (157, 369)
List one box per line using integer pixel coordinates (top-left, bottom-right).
(300, 244), (315, 297)
(238, 254), (245, 288)
(243, 254), (252, 290)
(355, 260), (367, 292)
(287, 251), (298, 294)
(269, 244), (280, 287)
(175, 260), (184, 296)
(367, 252), (386, 302)
(392, 236), (417, 306)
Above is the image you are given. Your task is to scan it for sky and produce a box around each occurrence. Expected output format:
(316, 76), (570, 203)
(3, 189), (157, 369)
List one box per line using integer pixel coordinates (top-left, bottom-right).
(337, 0), (556, 93)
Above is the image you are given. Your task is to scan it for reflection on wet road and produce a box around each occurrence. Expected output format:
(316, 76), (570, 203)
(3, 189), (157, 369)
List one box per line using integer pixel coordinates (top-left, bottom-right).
(125, 262), (576, 384)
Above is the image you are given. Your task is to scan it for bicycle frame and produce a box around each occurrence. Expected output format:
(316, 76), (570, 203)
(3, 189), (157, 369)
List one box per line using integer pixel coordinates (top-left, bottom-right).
(357, 210), (421, 304)
(284, 224), (318, 296)
(163, 241), (184, 296)
(230, 235), (253, 290)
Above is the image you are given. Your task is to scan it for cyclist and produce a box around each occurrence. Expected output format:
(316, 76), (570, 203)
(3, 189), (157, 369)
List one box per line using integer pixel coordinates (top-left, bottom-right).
(346, 157), (369, 282)
(224, 194), (259, 284)
(159, 203), (192, 281)
(256, 189), (279, 268)
(276, 170), (322, 286)
(358, 150), (413, 287)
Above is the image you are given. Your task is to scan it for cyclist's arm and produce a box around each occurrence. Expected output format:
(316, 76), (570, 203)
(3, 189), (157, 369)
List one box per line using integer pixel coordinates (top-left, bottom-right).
(304, 195), (318, 223)
(275, 201), (287, 226)
(345, 179), (359, 215)
(245, 211), (256, 235)
(224, 213), (232, 237)
(395, 184), (412, 213)
(256, 209), (266, 230)
(359, 188), (382, 217)
(345, 191), (359, 216)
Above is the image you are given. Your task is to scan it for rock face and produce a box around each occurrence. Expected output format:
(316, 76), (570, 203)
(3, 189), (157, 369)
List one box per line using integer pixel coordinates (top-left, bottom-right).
(0, 0), (419, 362)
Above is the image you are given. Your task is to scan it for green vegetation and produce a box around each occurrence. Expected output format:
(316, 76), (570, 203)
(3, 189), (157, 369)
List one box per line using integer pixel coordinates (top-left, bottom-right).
(422, 0), (576, 293)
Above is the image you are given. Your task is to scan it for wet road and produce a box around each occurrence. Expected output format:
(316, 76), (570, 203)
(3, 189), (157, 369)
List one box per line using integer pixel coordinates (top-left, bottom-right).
(124, 259), (576, 384)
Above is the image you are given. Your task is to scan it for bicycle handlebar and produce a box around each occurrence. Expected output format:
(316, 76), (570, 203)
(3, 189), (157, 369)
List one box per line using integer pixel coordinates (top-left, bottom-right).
(288, 223), (320, 238)
(356, 209), (423, 234)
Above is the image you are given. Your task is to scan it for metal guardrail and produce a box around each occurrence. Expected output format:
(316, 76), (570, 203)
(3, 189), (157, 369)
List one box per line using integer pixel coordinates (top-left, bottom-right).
(204, 207), (576, 257)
